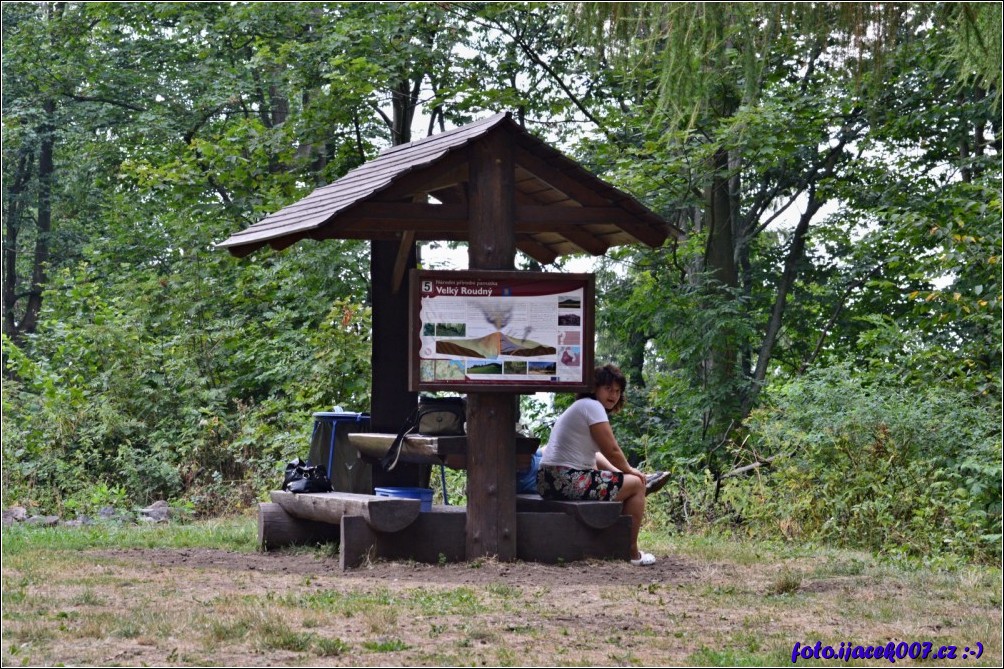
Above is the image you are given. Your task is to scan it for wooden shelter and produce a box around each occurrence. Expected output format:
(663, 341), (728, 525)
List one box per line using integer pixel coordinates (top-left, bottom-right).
(220, 112), (681, 562)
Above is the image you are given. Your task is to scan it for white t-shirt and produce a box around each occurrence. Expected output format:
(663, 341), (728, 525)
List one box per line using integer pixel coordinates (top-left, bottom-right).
(540, 398), (609, 470)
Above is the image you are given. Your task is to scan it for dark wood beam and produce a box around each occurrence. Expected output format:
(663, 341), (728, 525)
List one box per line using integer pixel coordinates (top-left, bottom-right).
(377, 154), (470, 201)
(333, 202), (658, 241)
(516, 207), (667, 248)
(466, 130), (518, 562)
(517, 204), (635, 225)
(516, 238), (559, 265)
(341, 202), (467, 226)
(604, 222), (669, 248)
(314, 228), (468, 242)
(560, 228), (609, 256)
(429, 183), (467, 204)
(371, 240), (417, 434)
(391, 230), (415, 294)
(513, 147), (609, 207)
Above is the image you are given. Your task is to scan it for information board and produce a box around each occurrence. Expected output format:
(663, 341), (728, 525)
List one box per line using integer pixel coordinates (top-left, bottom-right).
(409, 270), (594, 393)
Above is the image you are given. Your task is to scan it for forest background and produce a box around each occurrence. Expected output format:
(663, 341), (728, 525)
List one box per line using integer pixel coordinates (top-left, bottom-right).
(2, 2), (1000, 566)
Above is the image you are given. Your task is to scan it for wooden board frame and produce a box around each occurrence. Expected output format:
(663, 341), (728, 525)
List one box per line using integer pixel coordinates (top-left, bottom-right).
(409, 269), (594, 393)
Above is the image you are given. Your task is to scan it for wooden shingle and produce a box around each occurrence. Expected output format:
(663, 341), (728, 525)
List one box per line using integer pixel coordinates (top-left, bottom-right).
(218, 112), (681, 263)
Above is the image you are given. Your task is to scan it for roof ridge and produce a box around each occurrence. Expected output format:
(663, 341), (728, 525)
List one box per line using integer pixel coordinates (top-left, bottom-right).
(377, 112), (509, 157)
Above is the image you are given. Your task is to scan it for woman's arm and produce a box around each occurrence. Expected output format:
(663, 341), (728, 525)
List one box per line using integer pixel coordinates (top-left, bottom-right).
(589, 421), (645, 482)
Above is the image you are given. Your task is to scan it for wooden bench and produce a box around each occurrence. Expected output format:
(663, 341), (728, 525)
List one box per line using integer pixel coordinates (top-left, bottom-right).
(259, 490), (632, 569)
(271, 490), (421, 532)
(258, 490), (465, 569)
(514, 494), (632, 563)
(515, 493), (625, 529)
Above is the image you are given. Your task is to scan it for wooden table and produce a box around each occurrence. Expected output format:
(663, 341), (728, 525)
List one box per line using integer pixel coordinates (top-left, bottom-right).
(348, 433), (540, 471)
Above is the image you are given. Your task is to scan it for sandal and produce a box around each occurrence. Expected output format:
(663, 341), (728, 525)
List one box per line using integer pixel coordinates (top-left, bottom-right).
(630, 552), (656, 566)
(645, 471), (671, 496)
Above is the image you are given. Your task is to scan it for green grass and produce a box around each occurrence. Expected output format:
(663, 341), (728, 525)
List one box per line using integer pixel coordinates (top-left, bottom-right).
(768, 567), (803, 595)
(2, 519), (1000, 667)
(687, 646), (781, 666)
(363, 637), (410, 652)
(1, 516), (256, 557)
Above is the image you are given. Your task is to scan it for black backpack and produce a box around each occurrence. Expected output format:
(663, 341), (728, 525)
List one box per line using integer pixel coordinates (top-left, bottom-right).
(282, 458), (334, 494)
(380, 396), (466, 470)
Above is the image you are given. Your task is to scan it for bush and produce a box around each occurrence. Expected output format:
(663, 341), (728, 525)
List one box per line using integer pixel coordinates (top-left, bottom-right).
(733, 364), (1001, 564)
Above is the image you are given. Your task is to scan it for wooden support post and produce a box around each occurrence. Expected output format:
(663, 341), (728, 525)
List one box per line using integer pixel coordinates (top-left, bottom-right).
(340, 515), (378, 570)
(371, 239), (417, 434)
(466, 129), (518, 561)
(516, 512), (632, 563)
(371, 239), (427, 489)
(391, 230), (416, 295)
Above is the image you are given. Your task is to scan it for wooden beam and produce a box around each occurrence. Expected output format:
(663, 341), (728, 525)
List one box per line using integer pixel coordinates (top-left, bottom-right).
(315, 202), (665, 250)
(391, 231), (416, 294)
(428, 183), (467, 204)
(559, 228), (610, 256)
(258, 502), (341, 550)
(371, 239), (417, 436)
(341, 202), (467, 226)
(516, 204), (614, 224)
(516, 205), (668, 248)
(516, 238), (559, 265)
(466, 130), (518, 562)
(514, 146), (610, 207)
(516, 512), (632, 563)
(515, 495), (625, 529)
(377, 153), (470, 201)
(598, 217), (669, 248)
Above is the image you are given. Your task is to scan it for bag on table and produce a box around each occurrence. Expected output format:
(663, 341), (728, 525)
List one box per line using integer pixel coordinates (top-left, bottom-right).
(380, 396), (466, 471)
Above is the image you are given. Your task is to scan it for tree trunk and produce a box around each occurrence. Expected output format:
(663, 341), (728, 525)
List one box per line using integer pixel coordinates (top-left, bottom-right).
(624, 329), (647, 390)
(18, 98), (56, 339)
(702, 145), (741, 440)
(745, 190), (821, 414)
(3, 149), (34, 346)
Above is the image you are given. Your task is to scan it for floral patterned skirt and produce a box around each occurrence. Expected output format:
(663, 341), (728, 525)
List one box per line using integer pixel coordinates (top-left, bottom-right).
(536, 465), (624, 501)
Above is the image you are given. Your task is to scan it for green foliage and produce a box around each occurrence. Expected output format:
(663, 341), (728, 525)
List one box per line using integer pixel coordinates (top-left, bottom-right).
(2, 2), (999, 573)
(3, 1), (602, 517)
(734, 364), (1001, 564)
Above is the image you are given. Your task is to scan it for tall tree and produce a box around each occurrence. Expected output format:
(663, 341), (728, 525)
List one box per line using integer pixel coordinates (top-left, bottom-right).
(569, 3), (1000, 446)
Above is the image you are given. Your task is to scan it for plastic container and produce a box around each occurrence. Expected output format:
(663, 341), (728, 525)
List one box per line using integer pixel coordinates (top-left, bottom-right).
(374, 486), (433, 512)
(309, 411), (371, 493)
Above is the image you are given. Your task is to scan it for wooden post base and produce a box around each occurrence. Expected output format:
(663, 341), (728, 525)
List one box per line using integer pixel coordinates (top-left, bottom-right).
(257, 502), (341, 550)
(340, 507), (468, 569)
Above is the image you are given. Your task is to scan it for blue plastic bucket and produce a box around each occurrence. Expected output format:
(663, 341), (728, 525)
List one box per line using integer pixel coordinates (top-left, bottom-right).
(374, 486), (433, 512)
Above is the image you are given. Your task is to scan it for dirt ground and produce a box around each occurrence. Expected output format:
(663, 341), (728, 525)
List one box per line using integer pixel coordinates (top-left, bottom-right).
(4, 543), (1001, 666)
(98, 544), (695, 584)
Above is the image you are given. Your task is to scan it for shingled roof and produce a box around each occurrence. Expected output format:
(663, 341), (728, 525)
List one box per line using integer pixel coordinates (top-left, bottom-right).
(218, 112), (681, 264)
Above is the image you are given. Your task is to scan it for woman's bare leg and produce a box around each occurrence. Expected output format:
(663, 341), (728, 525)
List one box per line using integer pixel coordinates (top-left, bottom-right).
(613, 474), (646, 559)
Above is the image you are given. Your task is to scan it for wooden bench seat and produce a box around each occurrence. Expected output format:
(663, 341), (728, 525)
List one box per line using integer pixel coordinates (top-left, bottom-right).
(270, 490), (420, 533)
(515, 493), (624, 529)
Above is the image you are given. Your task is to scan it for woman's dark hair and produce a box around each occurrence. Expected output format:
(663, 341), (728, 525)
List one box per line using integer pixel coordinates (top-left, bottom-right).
(576, 364), (627, 413)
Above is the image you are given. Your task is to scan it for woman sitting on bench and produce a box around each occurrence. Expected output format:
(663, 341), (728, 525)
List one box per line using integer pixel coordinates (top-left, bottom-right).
(536, 363), (656, 566)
